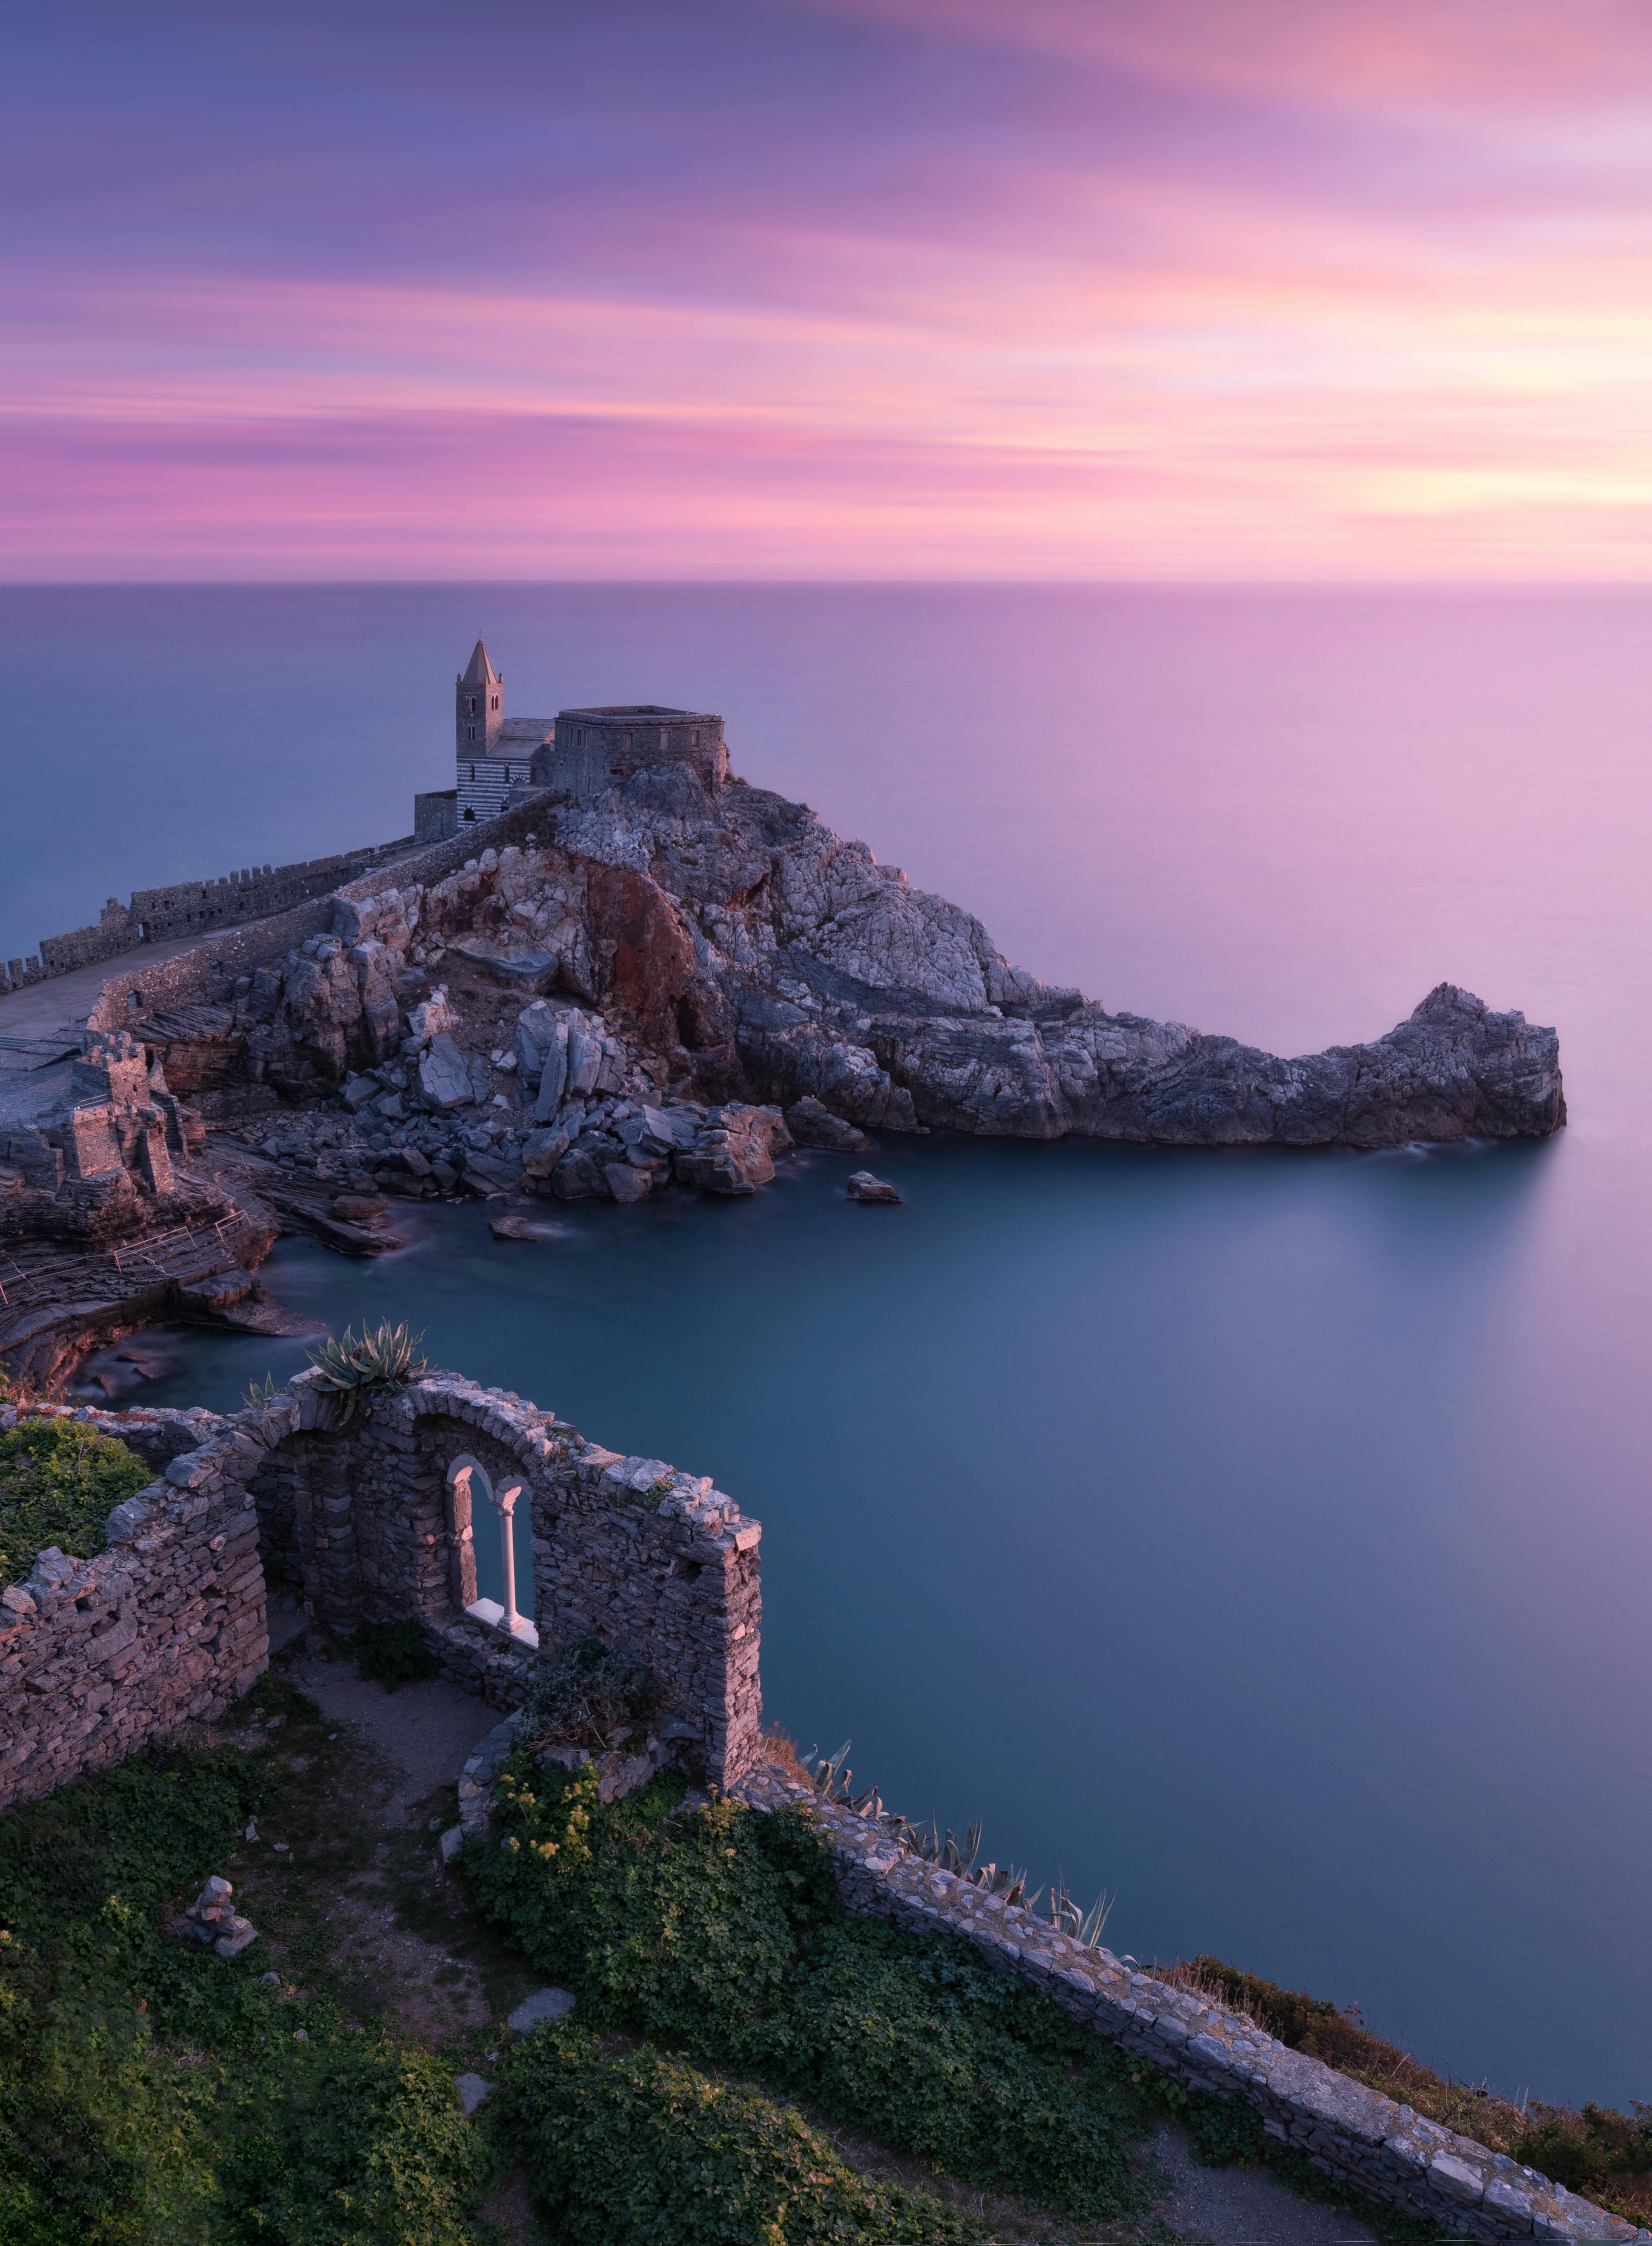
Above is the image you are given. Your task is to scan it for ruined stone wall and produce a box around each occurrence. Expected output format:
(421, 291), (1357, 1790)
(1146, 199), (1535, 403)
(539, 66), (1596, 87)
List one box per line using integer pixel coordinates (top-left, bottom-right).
(86, 902), (338, 1031)
(5, 840), (420, 995)
(232, 1371), (763, 1788)
(739, 1766), (1647, 2246)
(0, 1402), (268, 1816)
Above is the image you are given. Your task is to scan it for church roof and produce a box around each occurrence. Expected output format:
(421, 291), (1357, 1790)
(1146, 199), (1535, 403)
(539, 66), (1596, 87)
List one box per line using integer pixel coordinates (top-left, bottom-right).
(460, 637), (500, 687)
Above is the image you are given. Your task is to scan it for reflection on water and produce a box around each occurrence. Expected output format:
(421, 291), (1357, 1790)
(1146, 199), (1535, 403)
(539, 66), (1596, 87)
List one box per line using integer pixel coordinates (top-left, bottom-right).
(16, 585), (1652, 2107)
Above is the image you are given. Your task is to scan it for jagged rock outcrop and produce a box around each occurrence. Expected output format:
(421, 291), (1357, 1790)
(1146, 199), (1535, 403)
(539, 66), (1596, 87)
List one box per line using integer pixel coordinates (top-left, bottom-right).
(175, 764), (1566, 1152)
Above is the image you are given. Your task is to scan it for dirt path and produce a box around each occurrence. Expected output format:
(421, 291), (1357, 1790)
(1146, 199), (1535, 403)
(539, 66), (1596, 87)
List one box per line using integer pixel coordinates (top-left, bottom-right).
(225, 1641), (1389, 2246)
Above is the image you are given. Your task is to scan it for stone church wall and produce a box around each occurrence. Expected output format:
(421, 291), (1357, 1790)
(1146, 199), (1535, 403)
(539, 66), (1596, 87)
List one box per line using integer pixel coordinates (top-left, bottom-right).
(0, 1367), (763, 1811)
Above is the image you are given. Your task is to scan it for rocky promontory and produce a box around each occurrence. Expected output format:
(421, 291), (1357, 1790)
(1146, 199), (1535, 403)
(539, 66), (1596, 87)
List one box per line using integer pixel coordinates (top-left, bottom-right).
(198, 763), (1561, 1161)
(0, 758), (1563, 1376)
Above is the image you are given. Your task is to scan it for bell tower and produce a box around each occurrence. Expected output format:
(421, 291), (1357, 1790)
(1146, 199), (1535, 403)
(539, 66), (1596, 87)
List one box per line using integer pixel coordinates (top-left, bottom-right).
(456, 636), (503, 759)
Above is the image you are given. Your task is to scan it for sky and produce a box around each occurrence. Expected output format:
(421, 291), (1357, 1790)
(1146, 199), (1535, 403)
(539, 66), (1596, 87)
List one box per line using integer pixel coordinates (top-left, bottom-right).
(7, 0), (1652, 580)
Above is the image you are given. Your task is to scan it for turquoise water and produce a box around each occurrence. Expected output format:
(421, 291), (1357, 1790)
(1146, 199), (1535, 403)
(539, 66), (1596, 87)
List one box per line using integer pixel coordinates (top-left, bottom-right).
(6, 586), (1652, 2105)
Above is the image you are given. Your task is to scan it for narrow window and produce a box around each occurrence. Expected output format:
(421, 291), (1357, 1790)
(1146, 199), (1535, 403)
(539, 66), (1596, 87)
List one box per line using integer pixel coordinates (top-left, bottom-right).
(467, 695), (476, 715)
(469, 764), (475, 780)
(691, 728), (700, 748)
(468, 724), (476, 742)
(622, 729), (632, 754)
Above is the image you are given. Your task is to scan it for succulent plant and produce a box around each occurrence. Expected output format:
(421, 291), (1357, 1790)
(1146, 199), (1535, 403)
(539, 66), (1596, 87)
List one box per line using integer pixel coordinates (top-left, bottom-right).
(799, 1741), (1113, 1947)
(304, 1321), (429, 1421)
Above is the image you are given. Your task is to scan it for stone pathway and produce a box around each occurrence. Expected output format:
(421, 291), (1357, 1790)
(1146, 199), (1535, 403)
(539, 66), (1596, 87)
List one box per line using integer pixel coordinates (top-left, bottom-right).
(282, 1638), (502, 1821)
(1150, 2123), (1382, 2245)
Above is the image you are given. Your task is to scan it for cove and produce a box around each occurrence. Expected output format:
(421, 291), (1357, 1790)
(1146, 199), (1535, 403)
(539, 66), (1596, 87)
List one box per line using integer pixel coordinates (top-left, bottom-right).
(114, 1116), (1652, 2111)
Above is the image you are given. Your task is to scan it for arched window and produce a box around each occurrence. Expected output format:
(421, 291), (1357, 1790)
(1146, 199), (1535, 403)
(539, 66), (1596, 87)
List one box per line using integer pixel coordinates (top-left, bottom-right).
(446, 1455), (537, 1645)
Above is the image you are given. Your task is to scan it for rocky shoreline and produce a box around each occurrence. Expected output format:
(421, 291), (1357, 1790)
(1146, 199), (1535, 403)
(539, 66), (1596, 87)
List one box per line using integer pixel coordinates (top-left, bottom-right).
(0, 762), (1564, 1380)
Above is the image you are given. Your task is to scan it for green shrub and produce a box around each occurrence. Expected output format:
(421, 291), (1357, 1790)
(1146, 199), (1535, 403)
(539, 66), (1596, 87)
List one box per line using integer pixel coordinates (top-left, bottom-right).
(215, 2033), (483, 2246)
(0, 1420), (152, 1586)
(494, 2024), (982, 2245)
(761, 1917), (1147, 2220)
(467, 1759), (1150, 2222)
(352, 1620), (440, 1694)
(0, 1748), (482, 2246)
(465, 1761), (834, 2053)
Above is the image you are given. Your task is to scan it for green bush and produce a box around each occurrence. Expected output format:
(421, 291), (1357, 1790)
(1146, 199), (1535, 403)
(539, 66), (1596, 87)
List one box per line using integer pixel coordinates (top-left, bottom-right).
(466, 1757), (1151, 2222)
(352, 1620), (440, 1694)
(0, 1749), (482, 2246)
(214, 2033), (482, 2246)
(494, 2024), (983, 2245)
(0, 1419), (152, 1587)
(760, 1917), (1146, 2220)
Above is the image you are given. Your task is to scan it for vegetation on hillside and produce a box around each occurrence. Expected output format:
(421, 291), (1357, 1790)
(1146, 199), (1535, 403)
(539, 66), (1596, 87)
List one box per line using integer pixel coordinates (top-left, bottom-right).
(0, 1724), (482, 2243)
(0, 1418), (151, 1587)
(1167, 1955), (1652, 2226)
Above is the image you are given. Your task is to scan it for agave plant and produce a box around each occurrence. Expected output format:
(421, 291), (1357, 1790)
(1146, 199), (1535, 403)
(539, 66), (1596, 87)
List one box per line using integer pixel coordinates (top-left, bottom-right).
(241, 1371), (279, 1410)
(799, 1740), (1113, 1938)
(305, 1321), (429, 1421)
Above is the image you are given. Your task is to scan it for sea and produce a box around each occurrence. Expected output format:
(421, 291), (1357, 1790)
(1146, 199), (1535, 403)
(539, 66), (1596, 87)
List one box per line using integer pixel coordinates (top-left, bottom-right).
(2, 584), (1649, 2108)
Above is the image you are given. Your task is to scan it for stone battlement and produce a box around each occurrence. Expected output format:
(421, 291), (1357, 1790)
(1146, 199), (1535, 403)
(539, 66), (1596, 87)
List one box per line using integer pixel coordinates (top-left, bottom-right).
(2, 839), (418, 996)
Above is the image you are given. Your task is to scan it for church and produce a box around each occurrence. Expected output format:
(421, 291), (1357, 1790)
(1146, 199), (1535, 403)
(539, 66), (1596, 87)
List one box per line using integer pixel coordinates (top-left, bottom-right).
(414, 638), (728, 840)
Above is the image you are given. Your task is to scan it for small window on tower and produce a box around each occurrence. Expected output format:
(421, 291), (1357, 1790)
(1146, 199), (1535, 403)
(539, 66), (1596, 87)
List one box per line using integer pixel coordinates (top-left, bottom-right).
(469, 764), (475, 780)
(691, 729), (700, 748)
(468, 725), (476, 742)
(468, 696), (477, 715)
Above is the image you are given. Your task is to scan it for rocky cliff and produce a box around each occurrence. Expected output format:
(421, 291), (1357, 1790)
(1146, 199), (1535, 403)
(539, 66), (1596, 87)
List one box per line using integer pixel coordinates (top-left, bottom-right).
(225, 764), (1561, 1154)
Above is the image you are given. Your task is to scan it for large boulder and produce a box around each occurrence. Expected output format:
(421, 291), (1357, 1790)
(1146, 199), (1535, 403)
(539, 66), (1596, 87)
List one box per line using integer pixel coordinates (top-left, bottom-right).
(673, 1104), (791, 1196)
(417, 1032), (473, 1112)
(550, 1148), (607, 1201)
(785, 1096), (870, 1153)
(519, 1125), (573, 1181)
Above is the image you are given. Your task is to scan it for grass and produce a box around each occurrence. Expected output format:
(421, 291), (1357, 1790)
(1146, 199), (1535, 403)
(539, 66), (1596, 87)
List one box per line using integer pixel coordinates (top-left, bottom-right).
(0, 1698), (486, 2244)
(0, 1417), (152, 1587)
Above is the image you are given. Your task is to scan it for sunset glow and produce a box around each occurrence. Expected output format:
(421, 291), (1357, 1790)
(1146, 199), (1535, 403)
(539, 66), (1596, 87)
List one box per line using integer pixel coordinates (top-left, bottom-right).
(8, 0), (1652, 577)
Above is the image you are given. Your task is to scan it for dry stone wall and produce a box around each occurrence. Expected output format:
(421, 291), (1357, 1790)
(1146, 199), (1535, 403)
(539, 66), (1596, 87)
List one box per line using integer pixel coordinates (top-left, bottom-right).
(226, 1369), (763, 1789)
(738, 1764), (1648, 2246)
(0, 1368), (764, 1812)
(0, 1400), (267, 1816)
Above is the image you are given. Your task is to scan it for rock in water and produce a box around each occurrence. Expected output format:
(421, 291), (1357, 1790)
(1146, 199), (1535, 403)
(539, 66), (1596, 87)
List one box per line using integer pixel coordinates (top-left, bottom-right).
(490, 1213), (562, 1241)
(673, 1104), (791, 1195)
(846, 1171), (902, 1203)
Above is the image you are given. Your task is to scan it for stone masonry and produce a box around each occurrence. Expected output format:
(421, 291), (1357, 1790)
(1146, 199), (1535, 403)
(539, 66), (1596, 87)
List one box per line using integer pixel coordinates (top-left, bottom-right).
(0, 1370), (763, 1809)
(236, 1369), (763, 1788)
(0, 1401), (267, 1815)
(738, 1764), (1650, 2246)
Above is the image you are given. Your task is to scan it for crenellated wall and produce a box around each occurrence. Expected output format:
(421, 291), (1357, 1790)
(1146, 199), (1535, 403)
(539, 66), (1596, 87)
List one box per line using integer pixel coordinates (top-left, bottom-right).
(4, 838), (421, 996)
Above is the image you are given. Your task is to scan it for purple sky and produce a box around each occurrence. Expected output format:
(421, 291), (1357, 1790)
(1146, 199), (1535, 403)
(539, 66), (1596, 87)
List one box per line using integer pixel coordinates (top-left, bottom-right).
(7, 0), (1652, 576)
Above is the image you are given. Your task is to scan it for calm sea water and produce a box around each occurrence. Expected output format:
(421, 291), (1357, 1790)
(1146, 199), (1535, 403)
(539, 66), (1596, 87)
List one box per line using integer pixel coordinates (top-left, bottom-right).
(3, 585), (1650, 2107)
